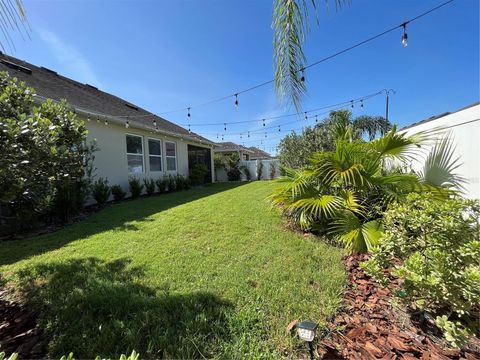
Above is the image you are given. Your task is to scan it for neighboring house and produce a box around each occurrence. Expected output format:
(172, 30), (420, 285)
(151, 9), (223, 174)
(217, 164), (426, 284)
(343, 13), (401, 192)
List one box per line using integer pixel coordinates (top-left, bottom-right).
(214, 142), (254, 160)
(248, 146), (272, 160)
(0, 53), (216, 195)
(400, 102), (480, 199)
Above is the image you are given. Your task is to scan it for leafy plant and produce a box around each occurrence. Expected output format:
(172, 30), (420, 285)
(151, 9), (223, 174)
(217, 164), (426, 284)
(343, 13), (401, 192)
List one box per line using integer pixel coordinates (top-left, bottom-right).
(156, 177), (167, 193)
(92, 178), (111, 205)
(269, 162), (278, 180)
(0, 72), (96, 231)
(128, 177), (143, 198)
(143, 178), (156, 196)
(362, 193), (480, 347)
(175, 174), (191, 190)
(256, 160), (264, 181)
(167, 175), (177, 192)
(270, 120), (461, 254)
(1, 350), (140, 360)
(242, 166), (252, 181)
(110, 185), (126, 202)
(224, 153), (243, 182)
(190, 163), (209, 185)
(0, 352), (18, 360)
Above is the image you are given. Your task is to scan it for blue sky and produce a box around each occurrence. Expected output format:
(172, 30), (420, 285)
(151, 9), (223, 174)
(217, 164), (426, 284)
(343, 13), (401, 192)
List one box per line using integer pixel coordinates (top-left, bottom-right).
(11, 0), (480, 153)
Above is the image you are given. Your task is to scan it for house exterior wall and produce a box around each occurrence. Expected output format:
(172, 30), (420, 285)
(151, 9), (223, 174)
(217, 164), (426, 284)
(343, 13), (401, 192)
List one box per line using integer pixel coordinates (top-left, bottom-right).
(400, 104), (480, 199)
(85, 118), (214, 196)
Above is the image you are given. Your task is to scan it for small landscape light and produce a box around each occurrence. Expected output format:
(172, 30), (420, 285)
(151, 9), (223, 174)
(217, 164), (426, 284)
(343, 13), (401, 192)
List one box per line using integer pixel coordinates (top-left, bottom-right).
(297, 320), (318, 360)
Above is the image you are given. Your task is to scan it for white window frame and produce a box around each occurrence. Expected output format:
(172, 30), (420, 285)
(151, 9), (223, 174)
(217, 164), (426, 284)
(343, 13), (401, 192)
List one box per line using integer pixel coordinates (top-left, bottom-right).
(165, 141), (177, 172)
(147, 137), (163, 173)
(126, 133), (145, 174)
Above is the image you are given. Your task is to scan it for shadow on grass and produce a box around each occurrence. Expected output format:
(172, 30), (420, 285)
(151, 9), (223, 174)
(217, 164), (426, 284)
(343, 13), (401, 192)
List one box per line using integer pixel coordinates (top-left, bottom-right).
(16, 257), (233, 359)
(0, 182), (246, 266)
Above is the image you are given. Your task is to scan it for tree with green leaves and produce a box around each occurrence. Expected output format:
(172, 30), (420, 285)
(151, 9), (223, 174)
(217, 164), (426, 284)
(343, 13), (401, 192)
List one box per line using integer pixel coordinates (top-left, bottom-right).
(269, 120), (463, 254)
(278, 109), (391, 168)
(0, 72), (96, 232)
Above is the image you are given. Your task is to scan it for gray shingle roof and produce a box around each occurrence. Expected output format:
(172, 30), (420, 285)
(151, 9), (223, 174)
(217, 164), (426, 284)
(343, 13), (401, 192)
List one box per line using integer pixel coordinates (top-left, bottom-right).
(0, 53), (213, 144)
(248, 146), (272, 159)
(214, 142), (254, 153)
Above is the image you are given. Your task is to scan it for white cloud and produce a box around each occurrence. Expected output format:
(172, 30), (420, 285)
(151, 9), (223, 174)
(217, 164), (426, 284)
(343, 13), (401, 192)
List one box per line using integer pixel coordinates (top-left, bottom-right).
(36, 28), (102, 87)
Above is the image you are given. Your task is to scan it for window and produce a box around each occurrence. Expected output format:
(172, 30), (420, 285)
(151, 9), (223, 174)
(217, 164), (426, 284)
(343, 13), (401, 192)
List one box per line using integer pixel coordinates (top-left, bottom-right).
(165, 141), (177, 171)
(148, 138), (162, 172)
(126, 134), (144, 173)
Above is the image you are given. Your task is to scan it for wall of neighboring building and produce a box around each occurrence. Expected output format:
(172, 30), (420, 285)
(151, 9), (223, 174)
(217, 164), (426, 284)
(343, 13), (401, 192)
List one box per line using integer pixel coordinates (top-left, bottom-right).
(85, 119), (213, 196)
(400, 104), (480, 199)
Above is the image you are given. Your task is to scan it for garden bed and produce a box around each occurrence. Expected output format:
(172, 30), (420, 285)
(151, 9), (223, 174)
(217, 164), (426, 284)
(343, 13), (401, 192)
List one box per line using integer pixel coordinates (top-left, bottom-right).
(318, 255), (480, 359)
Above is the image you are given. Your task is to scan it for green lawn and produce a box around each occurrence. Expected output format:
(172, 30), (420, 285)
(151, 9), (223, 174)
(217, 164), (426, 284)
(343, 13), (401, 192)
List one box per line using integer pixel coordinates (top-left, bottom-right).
(0, 181), (345, 359)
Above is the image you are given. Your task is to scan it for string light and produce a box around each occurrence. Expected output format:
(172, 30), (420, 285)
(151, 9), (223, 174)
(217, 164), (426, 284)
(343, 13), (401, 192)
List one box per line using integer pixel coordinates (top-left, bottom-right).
(125, 119), (129, 128)
(361, 100), (364, 108)
(234, 94), (239, 109)
(104, 118), (108, 126)
(351, 100), (354, 108)
(153, 119), (157, 127)
(96, 116), (100, 123)
(187, 107), (191, 118)
(262, 119), (266, 127)
(264, 132), (267, 138)
(87, 115), (90, 122)
(221, 134), (224, 141)
(155, 125), (159, 132)
(278, 125), (281, 132)
(248, 131), (250, 138)
(224, 123), (227, 131)
(188, 124), (191, 133)
(401, 22), (408, 47)
(315, 115), (318, 123)
(216, 134), (219, 139)
(300, 68), (305, 83)
(304, 112), (307, 120)
(240, 133), (243, 139)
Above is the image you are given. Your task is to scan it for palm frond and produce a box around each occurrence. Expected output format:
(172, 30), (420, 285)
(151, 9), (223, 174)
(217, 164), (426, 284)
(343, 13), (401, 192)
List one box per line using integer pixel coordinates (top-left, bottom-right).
(418, 135), (466, 191)
(0, 0), (29, 53)
(330, 212), (383, 254)
(370, 127), (426, 161)
(289, 194), (343, 219)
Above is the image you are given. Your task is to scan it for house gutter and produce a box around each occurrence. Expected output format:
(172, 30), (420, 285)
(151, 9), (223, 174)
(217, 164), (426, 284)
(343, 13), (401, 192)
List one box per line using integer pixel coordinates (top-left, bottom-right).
(32, 94), (215, 148)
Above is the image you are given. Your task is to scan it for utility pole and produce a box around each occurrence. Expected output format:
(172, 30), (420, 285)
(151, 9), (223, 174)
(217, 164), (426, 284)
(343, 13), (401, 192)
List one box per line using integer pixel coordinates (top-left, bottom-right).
(383, 89), (396, 122)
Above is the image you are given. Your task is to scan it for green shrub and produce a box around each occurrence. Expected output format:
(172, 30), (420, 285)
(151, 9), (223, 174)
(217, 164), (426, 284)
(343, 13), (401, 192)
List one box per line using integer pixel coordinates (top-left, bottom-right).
(256, 160), (263, 180)
(128, 177), (143, 198)
(92, 178), (111, 205)
(189, 164), (209, 185)
(175, 174), (190, 190)
(269, 162), (277, 180)
(362, 193), (480, 347)
(111, 185), (126, 201)
(155, 177), (167, 193)
(242, 166), (252, 181)
(166, 175), (176, 192)
(143, 178), (156, 196)
(0, 72), (96, 230)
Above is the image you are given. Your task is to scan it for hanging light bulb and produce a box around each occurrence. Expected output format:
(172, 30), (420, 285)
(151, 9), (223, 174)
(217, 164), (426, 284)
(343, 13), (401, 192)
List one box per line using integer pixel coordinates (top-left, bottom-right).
(240, 133), (243, 139)
(188, 124), (191, 133)
(221, 134), (224, 141)
(87, 115), (90, 122)
(351, 100), (354, 108)
(315, 115), (318, 123)
(401, 23), (408, 47)
(224, 123), (227, 131)
(155, 125), (159, 132)
(216, 133), (219, 139)
(104, 117), (108, 126)
(234, 94), (239, 109)
(304, 112), (307, 120)
(187, 107), (191, 118)
(153, 119), (157, 127)
(125, 119), (129, 128)
(361, 99), (364, 108)
(96, 116), (100, 123)
(262, 119), (266, 127)
(248, 131), (250, 138)
(260, 140), (263, 145)
(278, 125), (281, 132)
(264, 132), (267, 138)
(300, 68), (305, 83)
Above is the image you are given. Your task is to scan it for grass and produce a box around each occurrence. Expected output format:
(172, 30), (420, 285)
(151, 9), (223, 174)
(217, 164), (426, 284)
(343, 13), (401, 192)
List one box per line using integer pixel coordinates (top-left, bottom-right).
(0, 181), (345, 359)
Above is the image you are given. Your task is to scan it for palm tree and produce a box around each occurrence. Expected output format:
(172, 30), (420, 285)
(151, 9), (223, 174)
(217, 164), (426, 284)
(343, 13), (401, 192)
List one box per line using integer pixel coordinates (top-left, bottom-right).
(0, 0), (29, 53)
(269, 123), (463, 254)
(272, 0), (350, 110)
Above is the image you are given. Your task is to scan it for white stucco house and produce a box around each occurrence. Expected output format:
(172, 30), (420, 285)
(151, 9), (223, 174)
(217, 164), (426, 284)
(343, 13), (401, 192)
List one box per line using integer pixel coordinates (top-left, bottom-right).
(400, 102), (480, 199)
(0, 53), (216, 194)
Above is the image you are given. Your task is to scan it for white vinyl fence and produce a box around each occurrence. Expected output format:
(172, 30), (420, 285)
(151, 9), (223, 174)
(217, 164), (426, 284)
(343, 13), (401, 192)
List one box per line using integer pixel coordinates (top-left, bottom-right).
(215, 159), (281, 182)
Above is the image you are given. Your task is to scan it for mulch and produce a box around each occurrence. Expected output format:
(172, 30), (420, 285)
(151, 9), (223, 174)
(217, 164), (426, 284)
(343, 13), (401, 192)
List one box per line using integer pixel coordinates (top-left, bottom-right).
(317, 254), (480, 360)
(0, 288), (45, 358)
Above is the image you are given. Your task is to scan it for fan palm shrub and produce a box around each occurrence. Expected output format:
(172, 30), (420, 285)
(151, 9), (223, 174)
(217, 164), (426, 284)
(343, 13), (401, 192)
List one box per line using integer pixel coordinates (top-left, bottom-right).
(270, 124), (461, 254)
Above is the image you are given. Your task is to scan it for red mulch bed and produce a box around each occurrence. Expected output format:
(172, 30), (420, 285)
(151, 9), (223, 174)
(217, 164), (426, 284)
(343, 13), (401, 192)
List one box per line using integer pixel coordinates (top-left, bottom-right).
(0, 288), (45, 358)
(317, 254), (480, 360)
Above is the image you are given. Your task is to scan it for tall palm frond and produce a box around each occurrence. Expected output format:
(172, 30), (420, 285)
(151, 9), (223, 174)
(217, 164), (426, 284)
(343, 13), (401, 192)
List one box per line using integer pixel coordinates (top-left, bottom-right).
(417, 135), (466, 191)
(272, 0), (350, 110)
(0, 0), (29, 53)
(370, 127), (426, 161)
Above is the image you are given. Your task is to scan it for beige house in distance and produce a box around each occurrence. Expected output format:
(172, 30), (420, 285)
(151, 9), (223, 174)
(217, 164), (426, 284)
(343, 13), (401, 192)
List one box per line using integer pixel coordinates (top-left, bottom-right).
(0, 53), (216, 195)
(214, 142), (255, 160)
